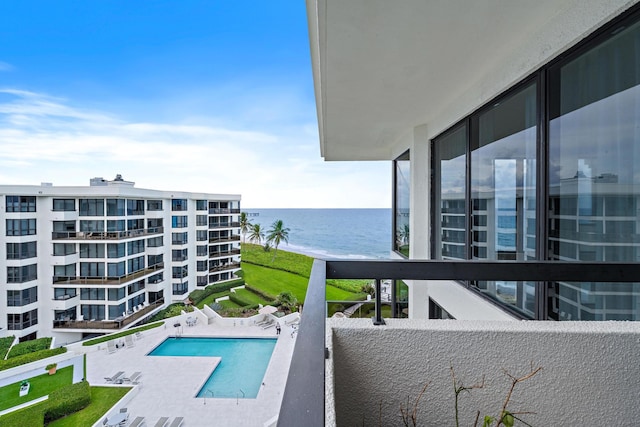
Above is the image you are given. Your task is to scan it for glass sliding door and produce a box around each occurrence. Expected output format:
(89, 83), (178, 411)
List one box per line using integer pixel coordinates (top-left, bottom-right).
(394, 151), (411, 257)
(470, 82), (538, 317)
(548, 16), (640, 320)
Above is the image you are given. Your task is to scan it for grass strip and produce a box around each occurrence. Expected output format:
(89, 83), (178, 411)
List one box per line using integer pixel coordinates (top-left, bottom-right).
(0, 366), (73, 411)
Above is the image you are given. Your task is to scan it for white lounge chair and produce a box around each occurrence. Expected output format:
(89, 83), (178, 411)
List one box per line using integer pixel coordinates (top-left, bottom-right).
(104, 371), (124, 383)
(169, 417), (184, 427)
(124, 371), (142, 384)
(107, 340), (117, 354)
(129, 416), (146, 427)
(125, 335), (135, 348)
(262, 319), (275, 329)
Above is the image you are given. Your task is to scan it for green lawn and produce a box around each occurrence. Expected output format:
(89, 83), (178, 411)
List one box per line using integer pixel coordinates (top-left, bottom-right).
(0, 366), (73, 411)
(219, 299), (242, 309)
(46, 386), (131, 427)
(197, 291), (233, 309)
(233, 288), (272, 305)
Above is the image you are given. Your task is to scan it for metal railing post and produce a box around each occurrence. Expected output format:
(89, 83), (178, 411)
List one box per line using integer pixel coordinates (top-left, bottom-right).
(373, 279), (385, 325)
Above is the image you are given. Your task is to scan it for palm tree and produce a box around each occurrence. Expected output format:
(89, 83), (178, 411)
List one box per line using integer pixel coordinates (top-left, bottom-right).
(266, 219), (290, 260)
(239, 212), (251, 243)
(248, 223), (265, 245)
(275, 291), (298, 313)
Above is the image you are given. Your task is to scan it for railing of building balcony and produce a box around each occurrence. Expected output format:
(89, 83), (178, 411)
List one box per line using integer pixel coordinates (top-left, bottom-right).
(52, 227), (164, 240)
(208, 222), (240, 229)
(208, 208), (233, 214)
(53, 298), (164, 330)
(277, 259), (640, 427)
(208, 262), (241, 273)
(208, 249), (241, 257)
(52, 263), (164, 285)
(208, 236), (240, 244)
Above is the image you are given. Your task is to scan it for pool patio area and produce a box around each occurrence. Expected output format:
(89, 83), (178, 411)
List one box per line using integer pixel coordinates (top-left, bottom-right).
(84, 314), (297, 427)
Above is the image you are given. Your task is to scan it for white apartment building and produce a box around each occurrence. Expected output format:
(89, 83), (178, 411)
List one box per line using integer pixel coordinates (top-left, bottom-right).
(0, 176), (241, 344)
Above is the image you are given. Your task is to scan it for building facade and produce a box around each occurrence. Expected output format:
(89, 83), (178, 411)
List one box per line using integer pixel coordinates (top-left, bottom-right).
(307, 0), (640, 321)
(1, 176), (241, 343)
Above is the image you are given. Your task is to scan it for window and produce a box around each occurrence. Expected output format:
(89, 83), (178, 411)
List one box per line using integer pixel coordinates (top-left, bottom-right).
(196, 230), (208, 241)
(107, 261), (125, 277)
(80, 220), (104, 232)
(197, 260), (208, 272)
(196, 200), (207, 210)
(393, 151), (410, 257)
(107, 243), (126, 258)
(172, 232), (188, 245)
(81, 304), (105, 321)
(147, 236), (164, 248)
(107, 220), (125, 232)
(127, 239), (145, 255)
(147, 218), (163, 229)
(53, 199), (75, 211)
(54, 288), (76, 300)
(127, 219), (144, 230)
(79, 199), (104, 216)
(172, 215), (188, 228)
(127, 256), (145, 274)
(172, 249), (188, 261)
(128, 293), (145, 311)
(6, 219), (36, 236)
(108, 287), (126, 301)
(106, 199), (125, 216)
(108, 303), (126, 319)
(196, 215), (208, 226)
(172, 265), (188, 279)
(53, 243), (75, 256)
(6, 241), (37, 260)
(128, 280), (145, 294)
(6, 196), (36, 212)
(127, 199), (145, 215)
(80, 288), (105, 300)
(7, 264), (37, 283)
(8, 309), (38, 330)
(148, 254), (163, 267)
(172, 282), (188, 295)
(80, 262), (105, 277)
(197, 245), (208, 256)
(53, 220), (75, 232)
(7, 287), (38, 306)
(197, 275), (208, 286)
(171, 199), (187, 211)
(147, 200), (163, 211)
(80, 243), (105, 258)
(54, 264), (75, 277)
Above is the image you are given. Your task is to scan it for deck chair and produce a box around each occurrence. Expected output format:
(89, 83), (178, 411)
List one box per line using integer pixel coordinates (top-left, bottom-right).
(124, 371), (142, 384)
(129, 416), (146, 427)
(169, 417), (184, 427)
(154, 417), (169, 427)
(262, 319), (275, 329)
(125, 335), (135, 348)
(104, 371), (124, 382)
(107, 340), (117, 354)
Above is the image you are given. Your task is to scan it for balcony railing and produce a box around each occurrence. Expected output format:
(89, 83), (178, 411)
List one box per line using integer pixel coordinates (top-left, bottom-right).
(52, 227), (164, 240)
(53, 263), (164, 285)
(208, 262), (241, 273)
(208, 249), (240, 258)
(277, 259), (640, 427)
(53, 298), (164, 330)
(208, 235), (240, 244)
(208, 222), (240, 229)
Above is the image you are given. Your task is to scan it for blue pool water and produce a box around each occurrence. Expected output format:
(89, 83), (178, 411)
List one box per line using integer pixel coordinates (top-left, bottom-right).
(147, 337), (277, 398)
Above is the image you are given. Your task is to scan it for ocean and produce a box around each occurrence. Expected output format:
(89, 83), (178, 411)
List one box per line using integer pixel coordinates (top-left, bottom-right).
(242, 208), (392, 259)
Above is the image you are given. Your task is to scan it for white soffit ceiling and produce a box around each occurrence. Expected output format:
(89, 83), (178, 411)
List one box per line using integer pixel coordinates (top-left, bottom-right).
(309, 0), (635, 161)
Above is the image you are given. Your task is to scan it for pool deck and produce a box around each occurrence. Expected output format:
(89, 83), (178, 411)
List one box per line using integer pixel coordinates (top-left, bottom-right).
(86, 317), (296, 427)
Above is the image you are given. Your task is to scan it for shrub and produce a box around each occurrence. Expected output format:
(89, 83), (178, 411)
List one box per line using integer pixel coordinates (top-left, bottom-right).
(7, 337), (52, 359)
(244, 284), (276, 301)
(0, 347), (67, 372)
(229, 293), (259, 308)
(0, 336), (14, 359)
(82, 321), (163, 346)
(188, 278), (244, 306)
(43, 381), (91, 423)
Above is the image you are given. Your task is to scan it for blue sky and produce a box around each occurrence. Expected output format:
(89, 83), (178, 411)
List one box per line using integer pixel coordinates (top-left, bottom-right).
(0, 1), (390, 208)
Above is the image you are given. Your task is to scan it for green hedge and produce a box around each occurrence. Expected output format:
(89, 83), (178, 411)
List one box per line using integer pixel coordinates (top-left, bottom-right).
(0, 347), (67, 372)
(0, 336), (14, 360)
(148, 303), (193, 322)
(228, 293), (260, 308)
(44, 381), (91, 423)
(6, 338), (52, 359)
(188, 278), (244, 306)
(82, 321), (163, 346)
(244, 284), (276, 301)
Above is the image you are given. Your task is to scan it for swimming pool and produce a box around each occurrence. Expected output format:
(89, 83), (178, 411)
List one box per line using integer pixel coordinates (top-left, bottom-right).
(147, 337), (277, 398)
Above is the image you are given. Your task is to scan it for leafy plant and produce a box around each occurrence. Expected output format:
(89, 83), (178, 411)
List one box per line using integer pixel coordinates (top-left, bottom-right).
(45, 363), (57, 371)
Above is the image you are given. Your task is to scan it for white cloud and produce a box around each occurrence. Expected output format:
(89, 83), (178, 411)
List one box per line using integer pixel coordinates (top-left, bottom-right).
(0, 89), (390, 207)
(0, 61), (14, 71)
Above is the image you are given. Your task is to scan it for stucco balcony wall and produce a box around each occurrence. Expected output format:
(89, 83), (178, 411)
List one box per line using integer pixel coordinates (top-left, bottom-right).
(326, 319), (640, 426)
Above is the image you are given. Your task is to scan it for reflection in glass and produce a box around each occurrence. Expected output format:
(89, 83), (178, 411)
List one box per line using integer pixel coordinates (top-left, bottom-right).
(548, 19), (640, 320)
(470, 82), (537, 317)
(394, 151), (410, 257)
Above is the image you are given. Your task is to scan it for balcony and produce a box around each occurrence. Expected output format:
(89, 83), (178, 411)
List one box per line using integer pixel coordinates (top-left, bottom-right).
(53, 298), (164, 330)
(208, 235), (240, 244)
(52, 263), (164, 285)
(278, 259), (640, 426)
(208, 208), (240, 214)
(208, 222), (240, 230)
(208, 262), (240, 273)
(208, 249), (240, 258)
(51, 294), (80, 310)
(52, 227), (164, 240)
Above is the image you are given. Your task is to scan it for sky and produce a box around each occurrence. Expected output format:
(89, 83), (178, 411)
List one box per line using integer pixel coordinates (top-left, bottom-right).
(0, 1), (390, 208)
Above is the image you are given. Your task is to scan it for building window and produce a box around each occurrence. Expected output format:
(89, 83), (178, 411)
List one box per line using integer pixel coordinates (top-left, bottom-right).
(128, 280), (145, 294)
(197, 275), (208, 286)
(172, 266), (188, 279)
(109, 303), (126, 319)
(53, 198), (75, 211)
(80, 262), (105, 277)
(196, 230), (208, 241)
(53, 243), (75, 256)
(197, 245), (208, 256)
(172, 282), (188, 295)
(172, 249), (188, 261)
(197, 260), (208, 272)
(106, 199), (125, 216)
(7, 309), (38, 330)
(7, 264), (37, 283)
(108, 261), (126, 277)
(196, 215), (208, 226)
(171, 199), (187, 211)
(53, 220), (75, 232)
(80, 288), (105, 300)
(6, 241), (37, 260)
(127, 239), (145, 255)
(196, 200), (207, 210)
(6, 196), (36, 212)
(54, 263), (76, 277)
(147, 236), (164, 248)
(6, 219), (36, 236)
(107, 243), (126, 258)
(172, 232), (188, 245)
(80, 243), (105, 258)
(107, 220), (125, 232)
(127, 199), (145, 215)
(54, 288), (76, 300)
(127, 219), (144, 230)
(172, 215), (188, 228)
(7, 287), (38, 306)
(81, 304), (105, 321)
(79, 199), (104, 216)
(393, 151), (410, 257)
(127, 256), (145, 274)
(80, 220), (104, 232)
(147, 218), (163, 229)
(148, 254), (163, 267)
(108, 287), (126, 301)
(147, 200), (163, 211)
